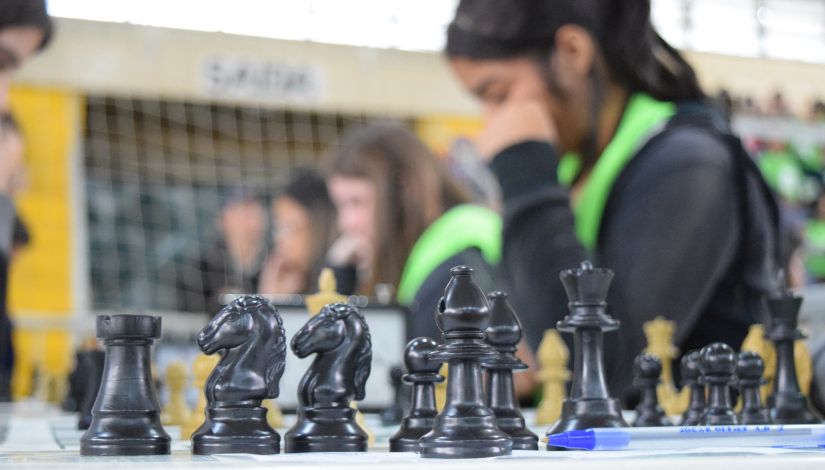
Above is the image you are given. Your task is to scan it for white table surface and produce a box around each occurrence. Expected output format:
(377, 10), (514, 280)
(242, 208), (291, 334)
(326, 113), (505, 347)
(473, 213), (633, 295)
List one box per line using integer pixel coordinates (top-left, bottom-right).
(1, 402), (824, 469)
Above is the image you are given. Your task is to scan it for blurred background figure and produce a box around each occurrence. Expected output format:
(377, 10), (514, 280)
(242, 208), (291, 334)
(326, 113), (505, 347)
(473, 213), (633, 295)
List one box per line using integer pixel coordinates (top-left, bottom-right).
(0, 0), (52, 401)
(179, 190), (268, 314)
(767, 91), (793, 118)
(325, 123), (501, 340)
(811, 100), (825, 122)
(806, 193), (825, 284)
(0, 112), (28, 401)
(258, 170), (337, 295)
(0, 0), (52, 111)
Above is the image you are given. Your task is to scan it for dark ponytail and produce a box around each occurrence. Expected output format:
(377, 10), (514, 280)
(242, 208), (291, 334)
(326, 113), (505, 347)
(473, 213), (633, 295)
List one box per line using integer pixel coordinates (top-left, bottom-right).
(446, 0), (704, 102)
(597, 0), (703, 101)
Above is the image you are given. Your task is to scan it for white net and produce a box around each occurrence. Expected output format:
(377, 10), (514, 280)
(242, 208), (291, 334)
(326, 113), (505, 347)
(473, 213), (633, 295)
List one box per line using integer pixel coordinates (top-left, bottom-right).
(83, 96), (376, 313)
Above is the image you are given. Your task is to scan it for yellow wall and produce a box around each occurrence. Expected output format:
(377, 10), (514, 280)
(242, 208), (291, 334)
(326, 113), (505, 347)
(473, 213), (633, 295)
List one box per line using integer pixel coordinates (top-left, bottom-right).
(7, 86), (82, 398)
(416, 115), (483, 157)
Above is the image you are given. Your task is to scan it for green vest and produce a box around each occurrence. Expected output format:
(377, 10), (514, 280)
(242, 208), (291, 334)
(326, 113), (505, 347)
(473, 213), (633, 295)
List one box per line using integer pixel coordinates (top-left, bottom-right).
(806, 219), (825, 277)
(758, 149), (805, 202)
(396, 204), (501, 305)
(558, 93), (677, 251)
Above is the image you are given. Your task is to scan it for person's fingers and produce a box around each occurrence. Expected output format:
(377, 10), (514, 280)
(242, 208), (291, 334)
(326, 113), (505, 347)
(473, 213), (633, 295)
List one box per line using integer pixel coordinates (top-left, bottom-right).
(474, 99), (557, 161)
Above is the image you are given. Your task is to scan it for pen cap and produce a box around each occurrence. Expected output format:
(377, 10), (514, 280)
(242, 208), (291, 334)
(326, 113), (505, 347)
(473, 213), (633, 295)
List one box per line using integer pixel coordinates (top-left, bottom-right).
(547, 428), (630, 451)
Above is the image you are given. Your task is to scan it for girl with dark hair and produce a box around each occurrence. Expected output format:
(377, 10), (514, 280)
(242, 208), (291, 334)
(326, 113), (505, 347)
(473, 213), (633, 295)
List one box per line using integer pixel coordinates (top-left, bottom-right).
(446, 0), (779, 399)
(325, 123), (501, 341)
(258, 170), (338, 295)
(0, 0), (52, 110)
(0, 0), (52, 400)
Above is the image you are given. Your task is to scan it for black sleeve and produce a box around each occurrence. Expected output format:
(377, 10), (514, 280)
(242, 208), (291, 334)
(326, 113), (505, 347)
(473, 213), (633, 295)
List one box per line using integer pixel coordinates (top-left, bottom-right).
(488, 141), (586, 351)
(489, 131), (740, 396)
(0, 197), (11, 318)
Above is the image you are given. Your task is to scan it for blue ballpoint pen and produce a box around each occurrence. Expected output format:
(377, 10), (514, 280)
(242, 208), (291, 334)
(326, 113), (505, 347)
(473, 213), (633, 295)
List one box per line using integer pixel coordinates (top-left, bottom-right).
(545, 424), (825, 450)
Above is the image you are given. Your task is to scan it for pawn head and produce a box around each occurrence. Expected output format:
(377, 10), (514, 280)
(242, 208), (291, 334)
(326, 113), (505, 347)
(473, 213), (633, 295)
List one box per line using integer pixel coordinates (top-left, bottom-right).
(736, 351), (765, 380)
(634, 353), (663, 380)
(403, 337), (442, 375)
(698, 342), (737, 377)
(680, 350), (701, 382)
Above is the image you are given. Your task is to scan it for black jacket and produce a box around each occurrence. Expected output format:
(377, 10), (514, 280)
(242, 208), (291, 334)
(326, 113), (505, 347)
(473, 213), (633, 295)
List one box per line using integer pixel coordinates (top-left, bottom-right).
(489, 103), (779, 401)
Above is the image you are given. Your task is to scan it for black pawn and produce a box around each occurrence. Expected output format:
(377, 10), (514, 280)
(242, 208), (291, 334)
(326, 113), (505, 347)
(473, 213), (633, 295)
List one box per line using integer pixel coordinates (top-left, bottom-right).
(698, 342), (737, 425)
(482, 292), (538, 450)
(62, 351), (83, 412)
(549, 261), (628, 443)
(76, 350), (105, 430)
(767, 287), (821, 424)
(419, 266), (512, 459)
(80, 315), (170, 456)
(737, 351), (772, 425)
(679, 350), (705, 426)
(632, 353), (670, 427)
(389, 337), (443, 452)
(381, 366), (406, 426)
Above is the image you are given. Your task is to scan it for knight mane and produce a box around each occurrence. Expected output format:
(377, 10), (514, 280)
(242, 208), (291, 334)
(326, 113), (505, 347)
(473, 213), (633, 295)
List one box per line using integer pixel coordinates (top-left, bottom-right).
(259, 304), (286, 399)
(322, 303), (372, 401)
(352, 321), (372, 400)
(235, 296), (286, 399)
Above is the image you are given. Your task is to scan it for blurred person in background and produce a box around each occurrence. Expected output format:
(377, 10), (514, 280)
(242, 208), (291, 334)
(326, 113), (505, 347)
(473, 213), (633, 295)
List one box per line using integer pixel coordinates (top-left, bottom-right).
(0, 0), (52, 400)
(0, 113), (29, 401)
(258, 170), (337, 295)
(811, 100), (825, 122)
(179, 190), (267, 314)
(805, 192), (825, 283)
(766, 91), (792, 118)
(325, 123), (502, 341)
(445, 0), (779, 401)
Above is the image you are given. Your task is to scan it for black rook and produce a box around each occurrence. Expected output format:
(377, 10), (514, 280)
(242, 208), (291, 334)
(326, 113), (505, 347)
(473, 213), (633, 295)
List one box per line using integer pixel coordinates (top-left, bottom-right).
(80, 315), (170, 456)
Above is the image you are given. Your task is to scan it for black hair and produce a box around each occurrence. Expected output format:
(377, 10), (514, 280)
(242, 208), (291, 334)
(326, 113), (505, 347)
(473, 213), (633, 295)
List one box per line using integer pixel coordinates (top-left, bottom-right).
(281, 169), (333, 216)
(278, 169), (337, 293)
(0, 0), (53, 50)
(445, 0), (704, 103)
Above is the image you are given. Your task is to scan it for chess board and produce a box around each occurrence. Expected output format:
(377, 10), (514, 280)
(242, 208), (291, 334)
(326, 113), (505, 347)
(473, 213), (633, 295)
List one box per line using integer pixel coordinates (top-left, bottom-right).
(1, 402), (824, 469)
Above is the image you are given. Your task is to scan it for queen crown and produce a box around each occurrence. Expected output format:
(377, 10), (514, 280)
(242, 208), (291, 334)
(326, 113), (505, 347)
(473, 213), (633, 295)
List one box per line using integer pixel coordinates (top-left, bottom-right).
(767, 289), (802, 329)
(234, 294), (268, 309)
(559, 261), (614, 305)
